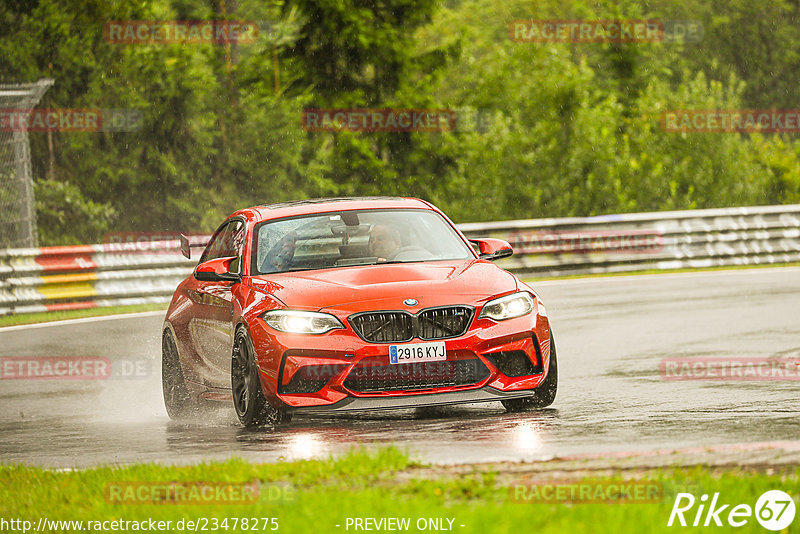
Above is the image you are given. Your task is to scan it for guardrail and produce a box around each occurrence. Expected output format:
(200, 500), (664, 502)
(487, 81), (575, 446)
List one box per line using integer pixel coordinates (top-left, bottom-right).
(1, 204), (799, 316)
(462, 203), (800, 276)
(0, 240), (199, 316)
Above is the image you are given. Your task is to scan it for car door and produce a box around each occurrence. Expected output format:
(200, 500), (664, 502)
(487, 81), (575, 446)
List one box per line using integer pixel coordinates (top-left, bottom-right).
(187, 218), (245, 388)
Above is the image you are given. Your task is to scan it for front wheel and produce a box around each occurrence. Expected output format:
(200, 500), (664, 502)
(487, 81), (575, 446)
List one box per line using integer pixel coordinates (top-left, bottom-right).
(162, 329), (194, 419)
(231, 327), (292, 427)
(502, 333), (558, 412)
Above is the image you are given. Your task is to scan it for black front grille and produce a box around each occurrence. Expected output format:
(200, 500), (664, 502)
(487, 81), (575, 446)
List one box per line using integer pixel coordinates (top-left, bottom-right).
(417, 307), (473, 339)
(343, 358), (489, 393)
(349, 312), (413, 342)
(349, 306), (474, 343)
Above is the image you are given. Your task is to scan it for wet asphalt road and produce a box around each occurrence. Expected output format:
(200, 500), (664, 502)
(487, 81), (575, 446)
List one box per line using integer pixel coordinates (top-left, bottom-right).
(1, 267), (798, 468)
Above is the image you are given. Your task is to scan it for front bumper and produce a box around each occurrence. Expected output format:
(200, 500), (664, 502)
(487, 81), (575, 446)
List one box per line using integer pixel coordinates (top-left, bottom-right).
(248, 309), (552, 410)
(290, 386), (538, 413)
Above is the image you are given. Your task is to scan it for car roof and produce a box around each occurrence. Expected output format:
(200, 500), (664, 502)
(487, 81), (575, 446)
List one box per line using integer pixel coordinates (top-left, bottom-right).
(234, 197), (435, 223)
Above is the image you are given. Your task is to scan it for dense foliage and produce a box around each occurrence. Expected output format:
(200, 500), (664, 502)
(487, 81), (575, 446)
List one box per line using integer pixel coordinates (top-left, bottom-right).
(2, 0), (800, 244)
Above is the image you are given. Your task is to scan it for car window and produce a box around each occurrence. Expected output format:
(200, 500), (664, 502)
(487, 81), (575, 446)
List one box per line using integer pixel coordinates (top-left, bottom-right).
(199, 219), (244, 271)
(253, 209), (473, 275)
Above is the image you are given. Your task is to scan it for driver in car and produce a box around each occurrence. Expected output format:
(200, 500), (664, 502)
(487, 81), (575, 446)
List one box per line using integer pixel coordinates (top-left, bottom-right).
(261, 230), (297, 272)
(368, 223), (435, 262)
(368, 224), (403, 261)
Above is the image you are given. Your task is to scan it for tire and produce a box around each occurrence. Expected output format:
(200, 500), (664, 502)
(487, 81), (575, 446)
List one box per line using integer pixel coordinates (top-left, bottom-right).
(162, 329), (194, 419)
(502, 333), (558, 412)
(231, 327), (292, 427)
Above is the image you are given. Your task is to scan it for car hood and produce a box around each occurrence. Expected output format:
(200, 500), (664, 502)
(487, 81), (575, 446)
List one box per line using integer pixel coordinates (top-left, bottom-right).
(248, 260), (518, 313)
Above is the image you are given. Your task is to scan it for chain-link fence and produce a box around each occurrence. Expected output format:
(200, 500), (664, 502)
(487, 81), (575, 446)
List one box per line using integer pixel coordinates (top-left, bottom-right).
(0, 79), (53, 249)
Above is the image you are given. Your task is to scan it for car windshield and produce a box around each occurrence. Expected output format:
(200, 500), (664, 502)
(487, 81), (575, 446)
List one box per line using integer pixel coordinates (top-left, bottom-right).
(252, 209), (474, 275)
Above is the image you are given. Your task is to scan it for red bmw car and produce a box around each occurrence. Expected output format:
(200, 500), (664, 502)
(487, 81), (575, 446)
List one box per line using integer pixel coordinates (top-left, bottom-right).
(162, 197), (557, 426)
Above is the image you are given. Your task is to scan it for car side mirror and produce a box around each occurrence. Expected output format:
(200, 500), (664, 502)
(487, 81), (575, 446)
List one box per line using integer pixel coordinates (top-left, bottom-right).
(469, 238), (513, 261)
(195, 256), (241, 282)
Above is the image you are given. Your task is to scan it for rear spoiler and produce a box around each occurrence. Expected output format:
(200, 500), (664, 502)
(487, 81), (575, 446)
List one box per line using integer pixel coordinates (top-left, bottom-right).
(180, 234), (209, 259)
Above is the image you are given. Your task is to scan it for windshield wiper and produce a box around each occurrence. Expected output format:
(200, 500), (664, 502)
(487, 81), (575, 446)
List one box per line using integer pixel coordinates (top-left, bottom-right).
(334, 258), (412, 267)
(265, 266), (330, 274)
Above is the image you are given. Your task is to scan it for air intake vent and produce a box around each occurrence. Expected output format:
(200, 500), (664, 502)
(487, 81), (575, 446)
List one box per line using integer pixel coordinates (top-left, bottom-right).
(343, 357), (489, 393)
(279, 364), (348, 394)
(484, 350), (542, 377)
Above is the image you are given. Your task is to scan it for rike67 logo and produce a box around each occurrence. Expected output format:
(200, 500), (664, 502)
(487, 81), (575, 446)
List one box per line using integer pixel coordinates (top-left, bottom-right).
(668, 490), (795, 531)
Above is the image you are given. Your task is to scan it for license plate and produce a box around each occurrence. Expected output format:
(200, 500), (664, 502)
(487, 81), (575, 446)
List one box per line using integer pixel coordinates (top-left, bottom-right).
(389, 341), (446, 365)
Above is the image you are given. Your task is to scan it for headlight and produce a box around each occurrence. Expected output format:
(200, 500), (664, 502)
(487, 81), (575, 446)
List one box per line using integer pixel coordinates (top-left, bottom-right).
(479, 292), (534, 321)
(261, 310), (344, 334)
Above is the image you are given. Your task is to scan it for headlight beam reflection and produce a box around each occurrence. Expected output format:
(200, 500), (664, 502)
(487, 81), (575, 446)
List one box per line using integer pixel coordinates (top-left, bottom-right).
(286, 432), (326, 460)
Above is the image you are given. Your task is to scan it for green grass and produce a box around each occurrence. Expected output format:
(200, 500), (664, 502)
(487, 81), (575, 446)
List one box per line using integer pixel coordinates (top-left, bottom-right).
(0, 303), (167, 328)
(1, 448), (797, 533)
